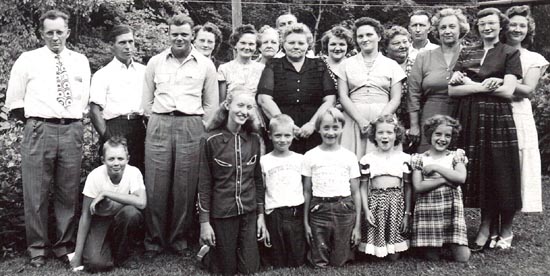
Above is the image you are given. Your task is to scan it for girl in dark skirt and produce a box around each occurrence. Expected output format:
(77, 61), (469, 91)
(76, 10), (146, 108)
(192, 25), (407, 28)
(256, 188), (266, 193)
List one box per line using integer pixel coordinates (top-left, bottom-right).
(411, 115), (470, 262)
(448, 8), (522, 252)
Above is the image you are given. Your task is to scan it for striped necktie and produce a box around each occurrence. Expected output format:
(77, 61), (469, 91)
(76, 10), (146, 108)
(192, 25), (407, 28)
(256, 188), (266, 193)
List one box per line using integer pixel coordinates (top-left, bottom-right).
(55, 54), (72, 107)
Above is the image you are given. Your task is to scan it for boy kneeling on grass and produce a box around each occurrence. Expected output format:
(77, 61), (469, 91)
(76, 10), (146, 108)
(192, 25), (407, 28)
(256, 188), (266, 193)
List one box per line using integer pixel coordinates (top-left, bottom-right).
(70, 136), (146, 271)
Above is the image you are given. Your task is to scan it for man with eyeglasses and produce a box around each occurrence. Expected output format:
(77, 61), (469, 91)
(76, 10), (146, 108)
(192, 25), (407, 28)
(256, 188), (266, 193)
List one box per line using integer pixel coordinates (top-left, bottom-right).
(5, 9), (91, 268)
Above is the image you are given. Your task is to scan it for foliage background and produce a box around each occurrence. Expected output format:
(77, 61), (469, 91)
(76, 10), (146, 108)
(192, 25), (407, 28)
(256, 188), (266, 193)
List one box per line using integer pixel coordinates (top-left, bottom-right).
(0, 0), (548, 257)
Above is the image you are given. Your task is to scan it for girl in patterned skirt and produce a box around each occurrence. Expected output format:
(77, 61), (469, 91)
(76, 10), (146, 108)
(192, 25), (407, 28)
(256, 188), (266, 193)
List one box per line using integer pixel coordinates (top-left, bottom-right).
(411, 115), (470, 262)
(358, 115), (412, 260)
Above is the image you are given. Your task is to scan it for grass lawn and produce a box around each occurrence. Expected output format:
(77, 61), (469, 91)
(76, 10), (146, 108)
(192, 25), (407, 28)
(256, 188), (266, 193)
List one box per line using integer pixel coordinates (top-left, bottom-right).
(1, 177), (549, 276)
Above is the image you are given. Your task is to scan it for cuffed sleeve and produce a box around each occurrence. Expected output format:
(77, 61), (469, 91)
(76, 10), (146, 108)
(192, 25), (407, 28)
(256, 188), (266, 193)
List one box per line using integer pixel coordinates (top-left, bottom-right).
(197, 137), (213, 223)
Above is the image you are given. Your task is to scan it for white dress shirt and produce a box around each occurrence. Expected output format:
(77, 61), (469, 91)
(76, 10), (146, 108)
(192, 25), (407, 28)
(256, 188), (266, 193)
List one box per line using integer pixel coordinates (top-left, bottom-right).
(90, 58), (146, 120)
(6, 46), (91, 119)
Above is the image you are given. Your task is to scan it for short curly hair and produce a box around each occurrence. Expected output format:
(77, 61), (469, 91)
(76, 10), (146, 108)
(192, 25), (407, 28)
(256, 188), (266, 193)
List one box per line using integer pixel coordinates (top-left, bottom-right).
(473, 8), (508, 38)
(422, 115), (462, 149)
(353, 17), (384, 51)
(383, 25), (411, 49)
(192, 22), (223, 53)
(366, 115), (405, 147)
(431, 8), (470, 42)
(321, 25), (354, 55)
(229, 24), (257, 47)
(504, 5), (536, 47)
(281, 23), (313, 49)
(102, 135), (129, 157)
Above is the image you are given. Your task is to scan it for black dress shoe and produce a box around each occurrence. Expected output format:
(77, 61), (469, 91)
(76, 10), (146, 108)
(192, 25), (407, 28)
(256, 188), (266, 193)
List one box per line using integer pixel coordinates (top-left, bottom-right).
(30, 256), (46, 268)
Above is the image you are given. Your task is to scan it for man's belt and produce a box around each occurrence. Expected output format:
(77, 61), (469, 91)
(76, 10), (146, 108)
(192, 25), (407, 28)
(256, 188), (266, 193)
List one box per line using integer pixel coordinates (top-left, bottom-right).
(29, 117), (80, 125)
(157, 111), (199, 116)
(110, 113), (143, 120)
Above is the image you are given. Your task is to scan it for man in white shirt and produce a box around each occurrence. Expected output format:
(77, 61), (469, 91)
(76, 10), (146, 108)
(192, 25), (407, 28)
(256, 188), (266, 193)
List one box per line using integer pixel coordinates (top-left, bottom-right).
(408, 10), (439, 60)
(5, 10), (91, 268)
(89, 25), (146, 172)
(70, 136), (146, 271)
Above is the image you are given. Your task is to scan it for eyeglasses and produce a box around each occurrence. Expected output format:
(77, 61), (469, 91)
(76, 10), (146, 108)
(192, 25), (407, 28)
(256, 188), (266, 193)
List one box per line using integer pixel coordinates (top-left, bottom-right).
(477, 21), (499, 27)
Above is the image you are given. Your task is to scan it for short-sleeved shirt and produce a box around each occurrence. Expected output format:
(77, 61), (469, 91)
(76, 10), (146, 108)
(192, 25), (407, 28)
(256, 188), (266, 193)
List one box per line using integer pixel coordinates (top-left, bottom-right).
(217, 60), (265, 99)
(257, 57), (337, 128)
(261, 152), (304, 213)
(197, 128), (265, 223)
(453, 42), (522, 83)
(301, 146), (360, 197)
(334, 53), (406, 104)
(83, 164), (144, 217)
(411, 149), (468, 180)
(90, 58), (146, 120)
(6, 46), (91, 118)
(141, 48), (219, 119)
(408, 40), (439, 60)
(359, 151), (411, 179)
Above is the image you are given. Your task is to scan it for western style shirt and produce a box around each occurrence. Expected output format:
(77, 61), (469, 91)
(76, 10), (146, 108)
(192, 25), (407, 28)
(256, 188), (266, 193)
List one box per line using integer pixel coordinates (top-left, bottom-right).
(198, 128), (265, 223)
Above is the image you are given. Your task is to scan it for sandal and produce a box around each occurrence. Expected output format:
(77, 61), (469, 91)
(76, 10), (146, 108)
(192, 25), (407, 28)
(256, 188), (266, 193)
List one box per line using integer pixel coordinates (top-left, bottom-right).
(488, 235), (499, 249)
(496, 233), (513, 249)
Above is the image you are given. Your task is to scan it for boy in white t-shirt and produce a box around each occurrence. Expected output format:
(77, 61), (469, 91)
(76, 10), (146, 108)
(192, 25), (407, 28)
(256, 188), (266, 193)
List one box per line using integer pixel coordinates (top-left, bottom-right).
(302, 108), (361, 268)
(70, 136), (146, 271)
(261, 114), (306, 267)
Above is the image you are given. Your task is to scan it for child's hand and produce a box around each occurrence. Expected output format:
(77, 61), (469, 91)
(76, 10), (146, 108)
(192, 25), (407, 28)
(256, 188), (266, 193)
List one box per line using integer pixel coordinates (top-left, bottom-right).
(256, 215), (271, 247)
(299, 122), (315, 139)
(200, 222), (216, 247)
(304, 223), (313, 245)
(365, 209), (375, 227)
(89, 193), (105, 215)
(400, 214), (411, 235)
(350, 226), (361, 247)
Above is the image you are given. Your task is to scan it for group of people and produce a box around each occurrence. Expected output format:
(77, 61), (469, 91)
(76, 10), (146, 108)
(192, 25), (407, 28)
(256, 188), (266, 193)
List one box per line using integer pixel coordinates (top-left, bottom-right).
(5, 3), (547, 275)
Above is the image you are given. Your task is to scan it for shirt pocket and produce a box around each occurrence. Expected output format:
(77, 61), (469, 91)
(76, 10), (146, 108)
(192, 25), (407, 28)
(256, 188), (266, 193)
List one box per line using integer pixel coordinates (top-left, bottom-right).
(214, 158), (233, 168)
(177, 72), (205, 87)
(154, 73), (172, 91)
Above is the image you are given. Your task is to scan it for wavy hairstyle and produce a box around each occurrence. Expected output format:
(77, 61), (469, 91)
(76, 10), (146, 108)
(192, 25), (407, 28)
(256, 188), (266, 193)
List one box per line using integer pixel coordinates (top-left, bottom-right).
(229, 24), (257, 47)
(321, 25), (354, 55)
(206, 91), (261, 134)
(430, 8), (470, 42)
(281, 23), (313, 49)
(504, 5), (536, 47)
(353, 17), (384, 51)
(192, 22), (223, 54)
(40, 10), (69, 29)
(422, 114), (462, 149)
(366, 114), (405, 146)
(383, 25), (411, 49)
(473, 8), (508, 38)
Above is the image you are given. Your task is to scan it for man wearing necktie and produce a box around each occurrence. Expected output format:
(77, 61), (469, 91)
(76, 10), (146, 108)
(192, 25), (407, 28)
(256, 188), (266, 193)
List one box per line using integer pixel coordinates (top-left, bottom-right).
(5, 10), (91, 268)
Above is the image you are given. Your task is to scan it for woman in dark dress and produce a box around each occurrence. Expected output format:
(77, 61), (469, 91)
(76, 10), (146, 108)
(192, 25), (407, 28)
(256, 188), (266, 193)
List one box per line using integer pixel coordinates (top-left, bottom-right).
(448, 8), (522, 251)
(257, 23), (337, 154)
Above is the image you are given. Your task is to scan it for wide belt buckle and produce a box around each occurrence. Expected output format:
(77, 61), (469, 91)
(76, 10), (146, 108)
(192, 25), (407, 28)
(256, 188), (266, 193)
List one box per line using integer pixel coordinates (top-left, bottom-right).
(126, 114), (132, 120)
(59, 118), (68, 124)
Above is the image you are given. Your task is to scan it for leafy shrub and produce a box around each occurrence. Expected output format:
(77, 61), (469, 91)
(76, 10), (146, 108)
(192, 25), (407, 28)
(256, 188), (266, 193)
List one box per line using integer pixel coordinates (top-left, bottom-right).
(533, 73), (550, 174)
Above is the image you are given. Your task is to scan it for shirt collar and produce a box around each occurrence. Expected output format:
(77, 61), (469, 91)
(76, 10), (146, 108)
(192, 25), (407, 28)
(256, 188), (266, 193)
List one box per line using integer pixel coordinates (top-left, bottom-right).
(280, 56), (315, 73)
(111, 57), (136, 69)
(42, 46), (71, 59)
(220, 127), (250, 143)
(163, 47), (200, 63)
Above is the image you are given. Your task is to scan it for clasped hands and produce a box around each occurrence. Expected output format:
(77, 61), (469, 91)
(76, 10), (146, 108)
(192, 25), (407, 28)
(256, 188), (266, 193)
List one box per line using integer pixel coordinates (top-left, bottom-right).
(449, 71), (503, 91)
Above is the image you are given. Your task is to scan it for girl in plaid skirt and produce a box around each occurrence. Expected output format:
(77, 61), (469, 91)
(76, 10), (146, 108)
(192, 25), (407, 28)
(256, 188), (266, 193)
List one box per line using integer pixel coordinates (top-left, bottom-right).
(358, 115), (412, 260)
(411, 115), (470, 262)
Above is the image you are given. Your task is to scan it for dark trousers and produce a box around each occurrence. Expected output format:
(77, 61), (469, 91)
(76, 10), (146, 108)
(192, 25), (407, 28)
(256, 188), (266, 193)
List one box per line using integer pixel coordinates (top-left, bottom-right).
(144, 114), (204, 252)
(308, 196), (356, 268)
(101, 117), (146, 173)
(83, 205), (143, 270)
(265, 205), (306, 268)
(204, 212), (260, 275)
(22, 119), (83, 258)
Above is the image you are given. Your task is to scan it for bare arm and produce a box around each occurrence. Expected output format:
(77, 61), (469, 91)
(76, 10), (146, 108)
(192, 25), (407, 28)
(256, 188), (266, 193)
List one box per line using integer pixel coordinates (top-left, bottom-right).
(412, 169), (447, 193)
(380, 81), (402, 115)
(257, 94), (282, 120)
(91, 189), (147, 214)
(350, 177), (362, 246)
(89, 103), (107, 137)
(514, 67), (543, 99)
(303, 176), (313, 245)
(489, 74), (517, 99)
(71, 196), (93, 268)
